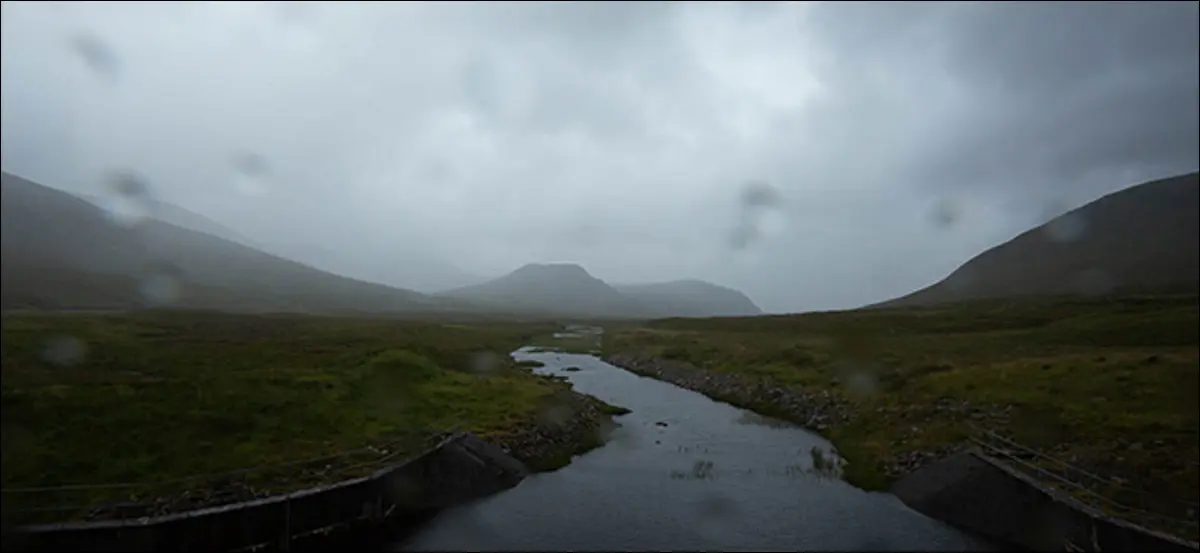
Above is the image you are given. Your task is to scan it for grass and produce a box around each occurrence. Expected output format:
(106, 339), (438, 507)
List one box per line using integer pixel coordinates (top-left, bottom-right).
(604, 294), (1199, 540)
(0, 310), (597, 524)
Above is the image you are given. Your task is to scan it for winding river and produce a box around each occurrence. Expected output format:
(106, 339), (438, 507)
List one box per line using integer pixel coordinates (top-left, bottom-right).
(398, 342), (998, 551)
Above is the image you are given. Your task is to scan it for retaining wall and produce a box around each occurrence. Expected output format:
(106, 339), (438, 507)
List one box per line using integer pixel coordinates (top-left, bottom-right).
(891, 449), (1199, 552)
(1, 433), (529, 553)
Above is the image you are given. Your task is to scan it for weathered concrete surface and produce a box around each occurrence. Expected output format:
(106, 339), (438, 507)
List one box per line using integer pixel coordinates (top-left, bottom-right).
(891, 450), (1199, 552)
(1, 433), (530, 553)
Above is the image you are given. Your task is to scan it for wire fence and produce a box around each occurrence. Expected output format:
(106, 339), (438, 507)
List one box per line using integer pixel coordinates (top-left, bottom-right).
(0, 426), (458, 527)
(966, 422), (1199, 544)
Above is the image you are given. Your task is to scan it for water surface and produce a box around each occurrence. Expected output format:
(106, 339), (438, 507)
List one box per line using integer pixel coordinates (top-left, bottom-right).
(400, 346), (996, 551)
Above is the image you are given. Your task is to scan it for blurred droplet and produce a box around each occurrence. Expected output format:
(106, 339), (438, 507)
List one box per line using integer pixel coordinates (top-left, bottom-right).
(69, 32), (119, 80)
(231, 152), (271, 197)
(741, 181), (783, 209)
(468, 351), (501, 374)
(538, 402), (574, 427)
(101, 171), (154, 227)
(832, 361), (881, 398)
(928, 198), (961, 229)
(274, 1), (312, 24)
(694, 491), (737, 522)
(1044, 212), (1087, 243)
(140, 273), (181, 306)
(42, 336), (87, 367)
(730, 181), (785, 251)
(729, 224), (758, 251)
(1073, 268), (1116, 296)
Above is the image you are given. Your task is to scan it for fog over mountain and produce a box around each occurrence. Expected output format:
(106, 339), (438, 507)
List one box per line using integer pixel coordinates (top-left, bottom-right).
(2, 2), (1196, 312)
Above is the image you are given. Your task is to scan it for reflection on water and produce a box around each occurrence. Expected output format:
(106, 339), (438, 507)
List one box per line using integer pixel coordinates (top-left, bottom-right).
(399, 346), (998, 552)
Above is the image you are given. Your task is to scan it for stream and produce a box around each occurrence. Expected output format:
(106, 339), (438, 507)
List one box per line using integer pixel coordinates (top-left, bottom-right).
(398, 339), (998, 551)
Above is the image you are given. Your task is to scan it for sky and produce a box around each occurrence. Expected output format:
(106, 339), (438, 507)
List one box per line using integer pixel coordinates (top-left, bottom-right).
(2, 1), (1197, 313)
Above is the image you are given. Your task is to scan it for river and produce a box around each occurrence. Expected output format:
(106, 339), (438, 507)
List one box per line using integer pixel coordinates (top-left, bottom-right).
(398, 343), (998, 551)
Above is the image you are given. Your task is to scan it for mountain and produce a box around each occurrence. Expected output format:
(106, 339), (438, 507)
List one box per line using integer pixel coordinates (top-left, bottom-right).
(1, 171), (450, 315)
(438, 263), (647, 318)
(872, 171), (1200, 308)
(612, 280), (763, 317)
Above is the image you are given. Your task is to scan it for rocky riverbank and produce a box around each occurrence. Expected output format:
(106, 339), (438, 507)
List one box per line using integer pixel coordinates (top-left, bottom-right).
(602, 352), (979, 483)
(604, 351), (854, 429)
(485, 383), (626, 472)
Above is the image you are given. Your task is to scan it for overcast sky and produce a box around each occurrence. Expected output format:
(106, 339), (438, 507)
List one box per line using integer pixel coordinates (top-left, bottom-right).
(2, 1), (1197, 313)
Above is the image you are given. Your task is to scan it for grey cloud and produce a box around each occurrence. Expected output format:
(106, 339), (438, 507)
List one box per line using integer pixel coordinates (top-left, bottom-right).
(2, 1), (1196, 312)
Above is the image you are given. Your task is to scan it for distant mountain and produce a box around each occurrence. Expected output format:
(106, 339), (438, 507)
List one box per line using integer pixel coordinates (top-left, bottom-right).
(1, 171), (451, 315)
(613, 280), (763, 317)
(438, 263), (647, 318)
(872, 171), (1200, 308)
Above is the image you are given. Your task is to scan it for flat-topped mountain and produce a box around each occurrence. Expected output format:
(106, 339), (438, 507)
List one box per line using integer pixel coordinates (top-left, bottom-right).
(439, 263), (645, 318)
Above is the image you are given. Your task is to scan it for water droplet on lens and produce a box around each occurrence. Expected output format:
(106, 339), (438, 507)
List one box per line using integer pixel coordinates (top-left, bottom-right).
(740, 181), (782, 209)
(42, 336), (87, 367)
(69, 32), (120, 79)
(102, 171), (154, 227)
(140, 273), (181, 306)
(1073, 268), (1115, 296)
(468, 351), (500, 374)
(1044, 212), (1087, 243)
(230, 152), (271, 197)
(928, 198), (961, 229)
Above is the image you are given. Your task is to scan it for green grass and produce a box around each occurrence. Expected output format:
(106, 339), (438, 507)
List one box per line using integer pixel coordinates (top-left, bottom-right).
(605, 294), (1199, 539)
(0, 310), (601, 524)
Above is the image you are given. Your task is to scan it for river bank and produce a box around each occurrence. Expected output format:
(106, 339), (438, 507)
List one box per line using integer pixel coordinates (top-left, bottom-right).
(600, 295), (1199, 542)
(0, 312), (624, 527)
(602, 352), (975, 482)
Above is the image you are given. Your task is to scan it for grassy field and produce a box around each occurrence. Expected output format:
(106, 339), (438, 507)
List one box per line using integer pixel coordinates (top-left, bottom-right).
(604, 294), (1199, 539)
(0, 310), (604, 525)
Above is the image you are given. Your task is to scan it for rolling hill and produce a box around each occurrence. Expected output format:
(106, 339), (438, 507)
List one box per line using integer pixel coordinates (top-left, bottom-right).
(613, 280), (763, 318)
(1, 171), (450, 315)
(872, 171), (1200, 308)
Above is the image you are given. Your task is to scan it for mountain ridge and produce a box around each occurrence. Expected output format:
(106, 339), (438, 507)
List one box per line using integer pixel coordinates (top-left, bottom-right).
(870, 171), (1200, 308)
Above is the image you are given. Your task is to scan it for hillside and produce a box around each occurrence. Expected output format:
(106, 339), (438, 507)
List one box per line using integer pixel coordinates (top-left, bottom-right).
(0, 171), (449, 315)
(439, 263), (647, 319)
(874, 171), (1200, 308)
(613, 280), (763, 317)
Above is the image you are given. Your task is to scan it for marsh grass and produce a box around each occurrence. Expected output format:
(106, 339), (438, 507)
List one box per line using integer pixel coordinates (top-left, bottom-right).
(1, 310), (572, 523)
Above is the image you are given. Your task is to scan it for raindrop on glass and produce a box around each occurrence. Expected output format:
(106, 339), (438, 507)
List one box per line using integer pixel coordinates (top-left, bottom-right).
(42, 336), (88, 367)
(140, 273), (181, 306)
(928, 198), (961, 229)
(231, 152), (271, 197)
(1043, 212), (1087, 243)
(101, 171), (154, 227)
(68, 32), (120, 80)
(468, 351), (500, 374)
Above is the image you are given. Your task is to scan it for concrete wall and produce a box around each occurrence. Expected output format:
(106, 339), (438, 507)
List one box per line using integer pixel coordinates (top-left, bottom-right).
(1, 433), (529, 553)
(891, 450), (1198, 552)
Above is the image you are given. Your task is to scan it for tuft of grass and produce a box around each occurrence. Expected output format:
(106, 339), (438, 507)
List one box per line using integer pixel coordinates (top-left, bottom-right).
(605, 294), (1199, 540)
(0, 311), (596, 524)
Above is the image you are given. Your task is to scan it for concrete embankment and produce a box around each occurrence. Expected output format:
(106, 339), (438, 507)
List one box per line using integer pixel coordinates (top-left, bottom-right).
(892, 451), (1199, 552)
(3, 432), (545, 552)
